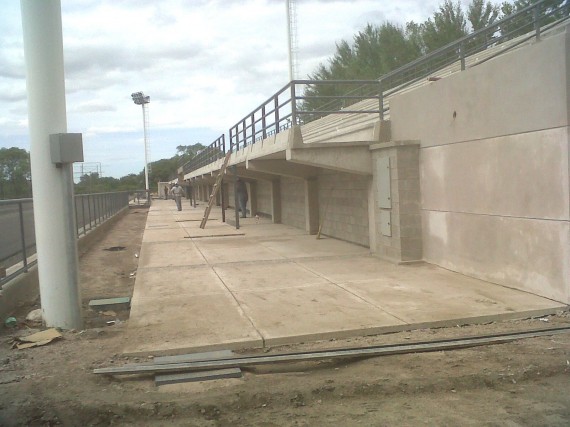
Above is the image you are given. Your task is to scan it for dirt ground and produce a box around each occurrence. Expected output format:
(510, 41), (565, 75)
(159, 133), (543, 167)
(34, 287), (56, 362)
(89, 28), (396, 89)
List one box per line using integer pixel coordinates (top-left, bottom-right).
(1, 207), (569, 426)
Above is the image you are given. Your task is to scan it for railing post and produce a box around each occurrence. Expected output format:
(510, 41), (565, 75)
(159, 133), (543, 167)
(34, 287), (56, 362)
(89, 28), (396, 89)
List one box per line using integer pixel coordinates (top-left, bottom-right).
(534, 6), (541, 41)
(242, 119), (247, 147)
(274, 95), (280, 134)
(459, 43), (466, 71)
(290, 82), (297, 126)
(81, 195), (86, 236)
(18, 201), (28, 271)
(87, 195), (92, 231)
(378, 79), (384, 121)
(251, 112), (256, 143)
(222, 134), (226, 154)
(74, 196), (79, 237)
(229, 128), (234, 152)
(262, 105), (267, 139)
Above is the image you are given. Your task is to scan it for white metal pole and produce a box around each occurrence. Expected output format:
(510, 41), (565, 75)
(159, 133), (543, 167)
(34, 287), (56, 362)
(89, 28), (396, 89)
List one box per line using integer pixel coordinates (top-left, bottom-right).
(142, 104), (150, 195)
(20, 0), (82, 329)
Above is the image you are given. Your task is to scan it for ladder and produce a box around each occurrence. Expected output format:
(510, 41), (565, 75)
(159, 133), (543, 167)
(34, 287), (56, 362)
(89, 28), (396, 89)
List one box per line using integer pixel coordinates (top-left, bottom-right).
(200, 151), (232, 229)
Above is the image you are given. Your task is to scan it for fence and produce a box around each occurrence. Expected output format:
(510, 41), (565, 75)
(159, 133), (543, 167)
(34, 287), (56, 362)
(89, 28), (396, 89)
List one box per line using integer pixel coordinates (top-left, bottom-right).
(0, 191), (130, 287)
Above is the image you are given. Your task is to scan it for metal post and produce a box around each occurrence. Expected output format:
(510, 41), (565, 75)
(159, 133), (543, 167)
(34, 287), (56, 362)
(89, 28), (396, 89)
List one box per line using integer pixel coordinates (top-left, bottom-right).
(21, 0), (82, 329)
(459, 43), (466, 71)
(233, 165), (240, 229)
(274, 96), (280, 134)
(290, 82), (297, 126)
(18, 201), (28, 271)
(534, 7), (541, 41)
(378, 80), (384, 121)
(262, 105), (267, 139)
(142, 103), (150, 195)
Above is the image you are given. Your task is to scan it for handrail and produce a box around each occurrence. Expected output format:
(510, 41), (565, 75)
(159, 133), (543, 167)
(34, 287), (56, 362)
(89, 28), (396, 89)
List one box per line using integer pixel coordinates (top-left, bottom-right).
(180, 0), (569, 176)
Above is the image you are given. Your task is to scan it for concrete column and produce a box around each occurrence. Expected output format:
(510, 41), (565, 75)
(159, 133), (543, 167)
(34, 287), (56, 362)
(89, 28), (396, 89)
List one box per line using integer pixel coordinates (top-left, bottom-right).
(271, 179), (282, 223)
(20, 0), (82, 329)
(370, 141), (422, 263)
(304, 178), (319, 234)
(248, 181), (257, 216)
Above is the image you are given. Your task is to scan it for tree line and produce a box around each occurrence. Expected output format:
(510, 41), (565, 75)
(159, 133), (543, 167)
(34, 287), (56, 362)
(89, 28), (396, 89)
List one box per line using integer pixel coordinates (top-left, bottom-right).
(0, 143), (204, 199)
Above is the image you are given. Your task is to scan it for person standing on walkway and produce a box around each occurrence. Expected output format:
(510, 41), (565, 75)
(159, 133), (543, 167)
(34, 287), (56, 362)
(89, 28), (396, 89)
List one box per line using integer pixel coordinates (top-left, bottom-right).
(236, 178), (248, 218)
(170, 183), (185, 211)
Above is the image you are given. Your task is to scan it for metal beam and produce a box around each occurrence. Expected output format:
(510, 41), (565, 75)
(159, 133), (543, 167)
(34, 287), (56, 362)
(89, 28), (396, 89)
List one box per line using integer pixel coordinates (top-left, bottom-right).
(94, 326), (570, 376)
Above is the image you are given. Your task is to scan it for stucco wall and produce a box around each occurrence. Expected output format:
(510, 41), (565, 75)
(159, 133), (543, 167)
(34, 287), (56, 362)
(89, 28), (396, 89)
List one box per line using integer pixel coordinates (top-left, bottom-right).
(390, 26), (570, 303)
(318, 170), (370, 247)
(280, 177), (306, 230)
(255, 179), (273, 217)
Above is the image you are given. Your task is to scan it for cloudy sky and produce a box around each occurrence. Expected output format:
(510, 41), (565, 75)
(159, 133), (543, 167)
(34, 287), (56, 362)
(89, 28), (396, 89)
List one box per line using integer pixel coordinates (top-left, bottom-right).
(1, 0), (453, 178)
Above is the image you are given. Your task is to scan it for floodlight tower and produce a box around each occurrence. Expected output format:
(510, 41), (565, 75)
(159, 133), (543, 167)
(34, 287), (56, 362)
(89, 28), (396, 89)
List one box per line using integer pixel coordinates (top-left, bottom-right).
(131, 91), (151, 196)
(286, 0), (299, 81)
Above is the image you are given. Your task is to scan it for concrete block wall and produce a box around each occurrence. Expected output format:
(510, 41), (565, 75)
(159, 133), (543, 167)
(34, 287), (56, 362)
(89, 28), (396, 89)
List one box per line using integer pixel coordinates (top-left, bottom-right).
(255, 179), (273, 217)
(317, 170), (370, 247)
(371, 142), (422, 262)
(389, 25), (570, 303)
(280, 177), (306, 230)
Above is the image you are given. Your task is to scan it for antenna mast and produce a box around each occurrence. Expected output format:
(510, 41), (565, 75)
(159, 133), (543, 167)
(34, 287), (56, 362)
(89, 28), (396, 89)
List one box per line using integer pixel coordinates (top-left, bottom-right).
(286, 0), (298, 81)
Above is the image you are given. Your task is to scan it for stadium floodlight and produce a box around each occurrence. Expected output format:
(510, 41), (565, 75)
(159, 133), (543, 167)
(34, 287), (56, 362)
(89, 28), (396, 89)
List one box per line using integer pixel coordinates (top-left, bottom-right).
(131, 91), (150, 105)
(131, 91), (151, 198)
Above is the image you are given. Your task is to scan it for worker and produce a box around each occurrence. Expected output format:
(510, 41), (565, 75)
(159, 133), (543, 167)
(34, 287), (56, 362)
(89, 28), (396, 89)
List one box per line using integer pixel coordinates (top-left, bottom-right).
(170, 183), (185, 211)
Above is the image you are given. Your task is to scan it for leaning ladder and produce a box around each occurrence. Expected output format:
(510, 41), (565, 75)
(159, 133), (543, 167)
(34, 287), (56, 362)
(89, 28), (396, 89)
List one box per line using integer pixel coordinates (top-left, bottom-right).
(200, 151), (232, 229)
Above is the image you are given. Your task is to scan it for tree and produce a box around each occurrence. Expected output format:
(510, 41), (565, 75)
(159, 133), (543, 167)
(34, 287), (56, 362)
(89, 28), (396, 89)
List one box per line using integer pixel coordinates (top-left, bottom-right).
(499, 0), (569, 41)
(468, 0), (501, 31)
(301, 23), (420, 117)
(420, 1), (468, 53)
(0, 147), (32, 199)
(176, 143), (206, 166)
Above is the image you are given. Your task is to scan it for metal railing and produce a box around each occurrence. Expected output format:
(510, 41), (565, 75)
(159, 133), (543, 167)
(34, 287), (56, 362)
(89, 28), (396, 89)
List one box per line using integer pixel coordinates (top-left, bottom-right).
(377, 0), (570, 119)
(181, 135), (226, 175)
(180, 0), (569, 175)
(0, 191), (130, 287)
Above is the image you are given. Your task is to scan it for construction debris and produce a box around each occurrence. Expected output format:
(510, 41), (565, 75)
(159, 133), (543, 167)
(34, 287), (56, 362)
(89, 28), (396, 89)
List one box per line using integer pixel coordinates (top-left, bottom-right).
(12, 328), (62, 350)
(94, 327), (570, 377)
(88, 297), (130, 311)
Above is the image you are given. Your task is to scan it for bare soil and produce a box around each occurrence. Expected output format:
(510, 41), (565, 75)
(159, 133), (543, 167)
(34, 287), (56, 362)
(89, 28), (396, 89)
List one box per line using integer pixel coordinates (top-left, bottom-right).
(1, 207), (569, 426)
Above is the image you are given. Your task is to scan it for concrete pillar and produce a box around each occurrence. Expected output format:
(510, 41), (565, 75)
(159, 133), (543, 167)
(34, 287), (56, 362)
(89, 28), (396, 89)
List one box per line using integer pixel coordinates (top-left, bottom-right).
(20, 0), (82, 329)
(271, 179), (282, 223)
(370, 141), (422, 263)
(248, 181), (257, 216)
(304, 177), (319, 234)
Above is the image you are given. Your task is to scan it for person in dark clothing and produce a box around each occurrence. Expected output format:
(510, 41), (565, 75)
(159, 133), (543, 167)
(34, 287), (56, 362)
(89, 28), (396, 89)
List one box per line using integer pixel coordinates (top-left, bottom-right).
(236, 178), (248, 218)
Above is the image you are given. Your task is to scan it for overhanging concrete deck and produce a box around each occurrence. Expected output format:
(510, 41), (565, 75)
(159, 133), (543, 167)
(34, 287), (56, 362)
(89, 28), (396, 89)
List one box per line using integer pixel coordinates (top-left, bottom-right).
(123, 199), (566, 356)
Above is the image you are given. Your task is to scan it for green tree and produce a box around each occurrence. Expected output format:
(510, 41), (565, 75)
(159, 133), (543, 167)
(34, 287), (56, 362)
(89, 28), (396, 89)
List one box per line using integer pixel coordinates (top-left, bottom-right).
(420, 0), (468, 53)
(499, 0), (568, 40)
(0, 147), (32, 199)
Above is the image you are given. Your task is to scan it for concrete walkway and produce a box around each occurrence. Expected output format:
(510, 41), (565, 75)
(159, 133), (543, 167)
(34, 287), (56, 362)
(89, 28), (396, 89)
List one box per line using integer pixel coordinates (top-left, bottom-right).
(123, 199), (566, 356)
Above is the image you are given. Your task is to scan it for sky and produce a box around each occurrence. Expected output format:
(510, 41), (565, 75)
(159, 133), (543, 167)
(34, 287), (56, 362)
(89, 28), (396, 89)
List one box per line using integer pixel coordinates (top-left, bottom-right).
(1, 0), (453, 179)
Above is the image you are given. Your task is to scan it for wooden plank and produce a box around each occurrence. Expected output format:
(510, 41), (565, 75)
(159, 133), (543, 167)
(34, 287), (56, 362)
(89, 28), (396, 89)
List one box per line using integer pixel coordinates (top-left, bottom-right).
(155, 368), (242, 386)
(94, 327), (570, 376)
(200, 151), (232, 229)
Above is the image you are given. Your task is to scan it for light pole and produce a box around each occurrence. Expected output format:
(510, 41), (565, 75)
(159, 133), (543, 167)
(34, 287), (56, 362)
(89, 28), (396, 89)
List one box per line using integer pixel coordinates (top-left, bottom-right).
(131, 91), (150, 199)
